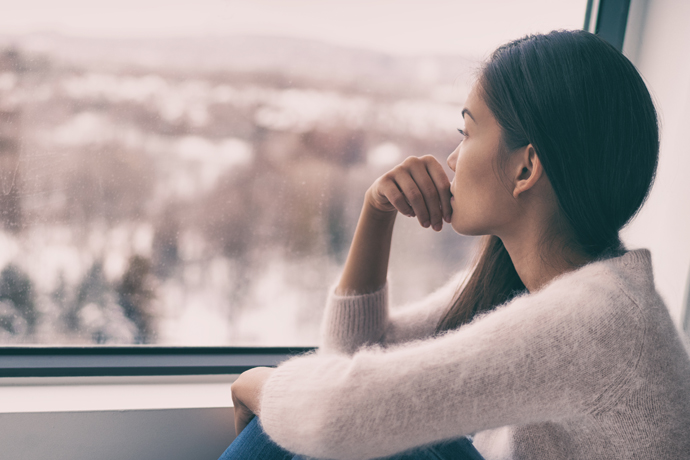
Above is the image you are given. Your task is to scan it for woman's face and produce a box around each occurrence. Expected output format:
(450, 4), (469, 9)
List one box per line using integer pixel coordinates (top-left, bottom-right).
(447, 83), (519, 236)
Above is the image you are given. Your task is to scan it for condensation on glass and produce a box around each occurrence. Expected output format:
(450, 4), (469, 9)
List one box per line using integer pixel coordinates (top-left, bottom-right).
(0, 1), (587, 346)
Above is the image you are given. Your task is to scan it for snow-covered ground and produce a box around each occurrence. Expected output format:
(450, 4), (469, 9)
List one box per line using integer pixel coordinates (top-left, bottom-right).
(0, 44), (476, 346)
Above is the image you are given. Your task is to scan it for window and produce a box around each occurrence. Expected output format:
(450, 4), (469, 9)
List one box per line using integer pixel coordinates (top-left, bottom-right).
(0, 0), (588, 347)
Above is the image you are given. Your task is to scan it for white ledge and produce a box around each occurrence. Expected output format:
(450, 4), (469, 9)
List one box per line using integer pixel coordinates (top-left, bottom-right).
(0, 374), (238, 413)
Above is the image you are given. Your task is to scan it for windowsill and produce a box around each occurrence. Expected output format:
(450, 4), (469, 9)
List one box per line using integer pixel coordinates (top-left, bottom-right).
(0, 374), (237, 413)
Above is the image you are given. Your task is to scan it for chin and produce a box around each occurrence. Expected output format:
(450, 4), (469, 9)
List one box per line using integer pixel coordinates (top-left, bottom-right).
(450, 218), (486, 236)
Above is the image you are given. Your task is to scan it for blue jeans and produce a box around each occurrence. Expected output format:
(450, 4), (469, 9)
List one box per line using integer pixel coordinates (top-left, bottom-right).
(218, 417), (485, 460)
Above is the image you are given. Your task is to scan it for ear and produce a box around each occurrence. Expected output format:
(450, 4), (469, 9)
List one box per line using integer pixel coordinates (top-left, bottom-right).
(512, 144), (544, 199)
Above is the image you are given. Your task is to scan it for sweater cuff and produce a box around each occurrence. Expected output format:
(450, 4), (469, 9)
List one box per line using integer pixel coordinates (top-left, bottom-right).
(259, 351), (348, 458)
(319, 282), (388, 354)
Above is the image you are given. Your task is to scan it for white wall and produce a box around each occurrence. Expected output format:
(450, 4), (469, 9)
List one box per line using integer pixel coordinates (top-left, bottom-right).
(0, 408), (235, 460)
(621, 0), (690, 328)
(0, 375), (237, 460)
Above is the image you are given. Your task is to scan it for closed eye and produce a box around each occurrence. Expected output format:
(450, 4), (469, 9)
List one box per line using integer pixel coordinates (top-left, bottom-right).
(457, 128), (467, 137)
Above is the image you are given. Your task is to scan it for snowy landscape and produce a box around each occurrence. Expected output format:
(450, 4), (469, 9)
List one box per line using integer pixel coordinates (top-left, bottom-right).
(0, 34), (478, 346)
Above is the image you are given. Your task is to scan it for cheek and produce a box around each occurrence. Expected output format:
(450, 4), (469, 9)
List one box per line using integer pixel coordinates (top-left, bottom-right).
(454, 145), (494, 202)
(450, 147), (513, 235)
(450, 152), (490, 234)
(451, 187), (490, 235)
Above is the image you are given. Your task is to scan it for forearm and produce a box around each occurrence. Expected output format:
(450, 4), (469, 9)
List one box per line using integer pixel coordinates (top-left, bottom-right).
(337, 155), (451, 295)
(260, 318), (536, 460)
(324, 155), (451, 352)
(261, 277), (637, 460)
(337, 198), (396, 295)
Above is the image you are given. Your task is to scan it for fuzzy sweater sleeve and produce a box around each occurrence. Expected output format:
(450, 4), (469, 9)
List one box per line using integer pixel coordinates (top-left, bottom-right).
(320, 271), (467, 354)
(259, 264), (646, 460)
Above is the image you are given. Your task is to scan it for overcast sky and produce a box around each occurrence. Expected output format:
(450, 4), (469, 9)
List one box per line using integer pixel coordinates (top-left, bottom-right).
(0, 0), (587, 57)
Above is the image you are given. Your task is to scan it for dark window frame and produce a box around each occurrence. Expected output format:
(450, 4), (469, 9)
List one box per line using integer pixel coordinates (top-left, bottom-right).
(585, 0), (631, 51)
(0, 346), (315, 377)
(0, 1), (629, 379)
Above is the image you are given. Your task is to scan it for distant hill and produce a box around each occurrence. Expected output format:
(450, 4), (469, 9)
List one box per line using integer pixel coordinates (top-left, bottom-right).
(0, 32), (476, 90)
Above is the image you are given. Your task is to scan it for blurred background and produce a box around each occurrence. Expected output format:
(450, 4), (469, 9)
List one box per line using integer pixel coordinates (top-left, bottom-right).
(0, 0), (587, 345)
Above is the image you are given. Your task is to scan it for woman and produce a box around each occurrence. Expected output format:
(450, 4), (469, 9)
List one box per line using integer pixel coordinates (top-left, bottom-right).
(221, 30), (690, 460)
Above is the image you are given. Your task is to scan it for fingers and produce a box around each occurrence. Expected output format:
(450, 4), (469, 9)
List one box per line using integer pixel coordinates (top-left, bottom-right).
(234, 409), (242, 436)
(425, 158), (452, 223)
(232, 393), (255, 436)
(369, 155), (451, 231)
(234, 407), (255, 436)
(398, 156), (449, 231)
(231, 390), (242, 435)
(230, 366), (274, 436)
(375, 178), (415, 217)
(395, 172), (435, 228)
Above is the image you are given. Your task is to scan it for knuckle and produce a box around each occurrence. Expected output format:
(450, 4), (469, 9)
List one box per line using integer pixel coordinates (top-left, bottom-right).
(381, 171), (394, 182)
(422, 184), (437, 196)
(401, 156), (419, 167)
(393, 197), (408, 209)
(391, 164), (407, 176)
(385, 190), (398, 202)
(406, 188), (421, 201)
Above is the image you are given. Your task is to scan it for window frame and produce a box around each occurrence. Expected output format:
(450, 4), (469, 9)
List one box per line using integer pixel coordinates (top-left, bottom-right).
(585, 0), (631, 51)
(0, 346), (314, 377)
(0, 0), (628, 379)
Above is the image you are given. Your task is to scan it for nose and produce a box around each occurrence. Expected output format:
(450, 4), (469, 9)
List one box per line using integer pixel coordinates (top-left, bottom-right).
(447, 146), (459, 171)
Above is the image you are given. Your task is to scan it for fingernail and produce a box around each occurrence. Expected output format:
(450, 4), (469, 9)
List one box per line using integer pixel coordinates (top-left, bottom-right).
(422, 221), (430, 228)
(433, 223), (442, 231)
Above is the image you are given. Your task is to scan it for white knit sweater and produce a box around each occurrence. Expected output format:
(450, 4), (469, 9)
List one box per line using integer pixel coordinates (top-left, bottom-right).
(258, 249), (690, 460)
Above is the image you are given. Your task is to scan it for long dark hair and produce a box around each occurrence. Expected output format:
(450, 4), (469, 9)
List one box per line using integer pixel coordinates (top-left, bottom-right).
(437, 30), (659, 332)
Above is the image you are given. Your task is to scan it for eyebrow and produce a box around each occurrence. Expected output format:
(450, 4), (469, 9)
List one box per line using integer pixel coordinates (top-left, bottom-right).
(461, 108), (476, 123)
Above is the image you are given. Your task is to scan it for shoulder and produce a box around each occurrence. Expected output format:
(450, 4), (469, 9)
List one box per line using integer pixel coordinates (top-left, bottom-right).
(460, 251), (653, 368)
(522, 249), (653, 325)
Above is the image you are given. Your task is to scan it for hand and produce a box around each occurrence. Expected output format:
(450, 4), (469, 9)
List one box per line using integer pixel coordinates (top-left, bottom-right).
(231, 367), (275, 436)
(365, 155), (452, 231)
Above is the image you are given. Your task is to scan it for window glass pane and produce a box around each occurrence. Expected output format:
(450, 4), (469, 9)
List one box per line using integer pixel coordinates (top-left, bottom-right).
(0, 0), (587, 345)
